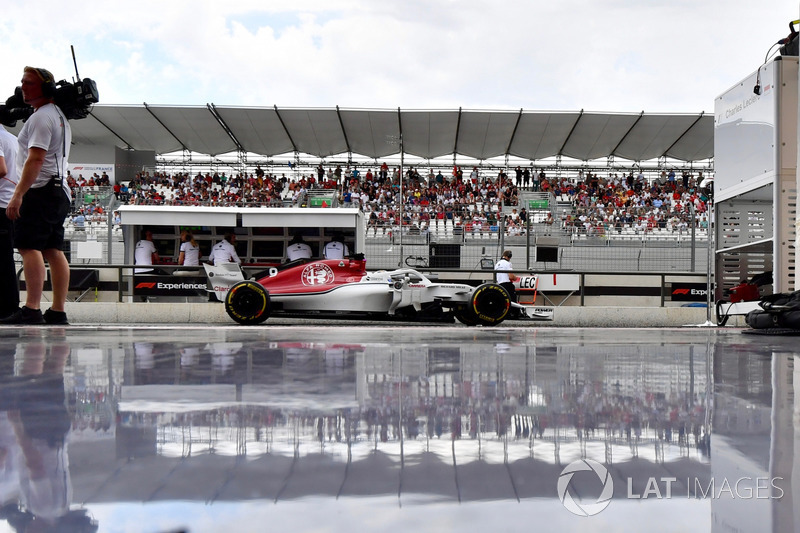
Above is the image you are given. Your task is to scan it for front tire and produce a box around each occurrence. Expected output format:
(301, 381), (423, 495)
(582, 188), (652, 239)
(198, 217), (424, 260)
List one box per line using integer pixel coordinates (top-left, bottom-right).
(455, 307), (478, 326)
(467, 283), (510, 326)
(225, 281), (270, 325)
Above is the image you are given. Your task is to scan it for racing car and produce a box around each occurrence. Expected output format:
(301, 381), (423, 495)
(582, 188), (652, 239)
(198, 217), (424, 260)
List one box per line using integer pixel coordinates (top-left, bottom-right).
(204, 256), (554, 326)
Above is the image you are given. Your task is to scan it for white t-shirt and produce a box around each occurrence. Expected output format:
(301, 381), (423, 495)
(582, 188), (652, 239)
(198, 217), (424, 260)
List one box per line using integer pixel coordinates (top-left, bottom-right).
(180, 241), (201, 266)
(208, 239), (241, 266)
(16, 103), (71, 200)
(0, 126), (17, 208)
(134, 239), (157, 273)
(323, 241), (349, 259)
(495, 257), (513, 284)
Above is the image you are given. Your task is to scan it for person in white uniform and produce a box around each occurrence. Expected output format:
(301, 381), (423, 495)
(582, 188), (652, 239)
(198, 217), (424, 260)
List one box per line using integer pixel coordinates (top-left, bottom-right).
(208, 232), (242, 266)
(286, 234), (313, 261)
(495, 249), (518, 305)
(178, 231), (201, 267)
(134, 229), (159, 273)
(323, 232), (349, 259)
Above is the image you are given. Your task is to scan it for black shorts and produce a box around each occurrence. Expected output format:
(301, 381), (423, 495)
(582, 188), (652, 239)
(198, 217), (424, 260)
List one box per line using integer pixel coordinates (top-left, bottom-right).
(14, 182), (70, 251)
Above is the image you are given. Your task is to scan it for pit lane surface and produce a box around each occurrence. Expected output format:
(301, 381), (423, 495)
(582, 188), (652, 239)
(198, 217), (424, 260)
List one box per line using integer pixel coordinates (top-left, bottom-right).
(0, 326), (794, 533)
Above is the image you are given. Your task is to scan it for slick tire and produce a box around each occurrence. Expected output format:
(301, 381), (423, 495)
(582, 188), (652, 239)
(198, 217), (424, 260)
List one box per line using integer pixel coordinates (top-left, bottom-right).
(225, 280), (270, 325)
(468, 283), (510, 326)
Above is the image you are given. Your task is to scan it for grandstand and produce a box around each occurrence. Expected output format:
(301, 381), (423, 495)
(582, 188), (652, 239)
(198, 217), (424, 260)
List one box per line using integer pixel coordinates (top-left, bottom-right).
(48, 107), (714, 278)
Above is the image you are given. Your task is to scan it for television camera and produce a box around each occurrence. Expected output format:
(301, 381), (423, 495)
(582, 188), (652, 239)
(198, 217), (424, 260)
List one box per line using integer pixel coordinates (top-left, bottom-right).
(0, 46), (99, 128)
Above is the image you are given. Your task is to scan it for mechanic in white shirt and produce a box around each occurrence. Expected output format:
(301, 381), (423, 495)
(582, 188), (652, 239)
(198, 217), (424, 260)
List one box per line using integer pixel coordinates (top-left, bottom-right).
(134, 229), (160, 273)
(208, 232), (242, 266)
(178, 231), (201, 267)
(495, 249), (518, 304)
(323, 232), (349, 259)
(286, 233), (313, 261)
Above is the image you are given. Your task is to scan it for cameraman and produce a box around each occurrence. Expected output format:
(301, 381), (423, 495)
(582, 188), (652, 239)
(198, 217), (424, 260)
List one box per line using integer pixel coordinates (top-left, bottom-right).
(1, 67), (71, 325)
(0, 124), (19, 319)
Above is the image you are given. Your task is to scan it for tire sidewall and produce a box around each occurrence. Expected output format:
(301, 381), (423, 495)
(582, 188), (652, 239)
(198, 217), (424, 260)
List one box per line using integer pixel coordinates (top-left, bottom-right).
(225, 281), (270, 325)
(470, 283), (510, 326)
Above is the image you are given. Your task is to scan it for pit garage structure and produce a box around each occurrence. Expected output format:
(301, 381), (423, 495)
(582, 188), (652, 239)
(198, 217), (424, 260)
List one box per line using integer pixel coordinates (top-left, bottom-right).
(714, 56), (799, 301)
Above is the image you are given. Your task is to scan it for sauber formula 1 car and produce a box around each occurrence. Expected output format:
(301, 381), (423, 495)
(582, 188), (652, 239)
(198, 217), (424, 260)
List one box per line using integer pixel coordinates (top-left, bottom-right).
(204, 256), (554, 326)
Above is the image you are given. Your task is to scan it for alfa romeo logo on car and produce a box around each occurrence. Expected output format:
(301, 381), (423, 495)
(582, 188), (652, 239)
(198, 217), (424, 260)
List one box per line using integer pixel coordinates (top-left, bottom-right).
(301, 263), (335, 286)
(557, 459), (614, 516)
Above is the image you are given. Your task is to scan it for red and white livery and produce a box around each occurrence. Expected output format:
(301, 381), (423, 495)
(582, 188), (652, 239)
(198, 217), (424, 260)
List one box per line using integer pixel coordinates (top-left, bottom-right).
(205, 257), (553, 326)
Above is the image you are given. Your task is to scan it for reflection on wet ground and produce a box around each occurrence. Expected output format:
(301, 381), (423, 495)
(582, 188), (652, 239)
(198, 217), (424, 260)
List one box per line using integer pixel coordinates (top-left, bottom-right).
(0, 326), (796, 533)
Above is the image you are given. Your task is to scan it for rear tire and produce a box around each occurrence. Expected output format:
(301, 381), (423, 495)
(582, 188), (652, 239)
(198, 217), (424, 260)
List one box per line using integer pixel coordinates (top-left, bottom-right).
(468, 283), (510, 326)
(225, 281), (270, 325)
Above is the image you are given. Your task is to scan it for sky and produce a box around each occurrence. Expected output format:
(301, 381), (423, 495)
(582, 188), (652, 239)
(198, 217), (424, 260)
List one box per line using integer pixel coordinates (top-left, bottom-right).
(0, 1), (797, 114)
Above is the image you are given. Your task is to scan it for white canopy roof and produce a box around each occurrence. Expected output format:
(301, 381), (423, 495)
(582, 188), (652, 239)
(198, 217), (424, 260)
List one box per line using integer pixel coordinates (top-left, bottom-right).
(38, 105), (714, 162)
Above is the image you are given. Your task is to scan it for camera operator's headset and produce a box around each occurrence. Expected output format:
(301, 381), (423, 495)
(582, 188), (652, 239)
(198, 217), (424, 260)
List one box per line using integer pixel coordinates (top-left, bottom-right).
(33, 67), (57, 97)
(29, 67), (66, 189)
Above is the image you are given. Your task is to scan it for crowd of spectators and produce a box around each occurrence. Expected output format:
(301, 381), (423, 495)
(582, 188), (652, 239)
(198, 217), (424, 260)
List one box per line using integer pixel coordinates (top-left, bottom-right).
(553, 169), (711, 235)
(65, 164), (713, 236)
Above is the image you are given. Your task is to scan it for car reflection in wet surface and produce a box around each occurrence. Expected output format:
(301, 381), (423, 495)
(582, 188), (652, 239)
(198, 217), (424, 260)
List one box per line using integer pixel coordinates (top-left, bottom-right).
(0, 326), (795, 533)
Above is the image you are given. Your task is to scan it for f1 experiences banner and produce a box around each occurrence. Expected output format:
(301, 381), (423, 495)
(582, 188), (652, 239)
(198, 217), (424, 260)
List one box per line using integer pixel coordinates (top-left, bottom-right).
(669, 283), (708, 302)
(133, 276), (208, 297)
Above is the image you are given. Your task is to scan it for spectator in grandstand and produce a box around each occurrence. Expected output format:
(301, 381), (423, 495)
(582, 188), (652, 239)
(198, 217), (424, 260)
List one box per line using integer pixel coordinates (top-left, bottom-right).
(1, 67), (72, 325)
(506, 218), (523, 236)
(179, 231), (201, 267)
(134, 229), (160, 273)
(324, 231), (350, 259)
(0, 124), (19, 320)
(286, 233), (313, 261)
(72, 211), (86, 230)
(208, 232), (242, 266)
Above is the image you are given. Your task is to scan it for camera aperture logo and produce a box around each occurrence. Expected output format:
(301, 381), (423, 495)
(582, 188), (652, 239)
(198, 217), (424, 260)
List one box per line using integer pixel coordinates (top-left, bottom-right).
(557, 459), (614, 516)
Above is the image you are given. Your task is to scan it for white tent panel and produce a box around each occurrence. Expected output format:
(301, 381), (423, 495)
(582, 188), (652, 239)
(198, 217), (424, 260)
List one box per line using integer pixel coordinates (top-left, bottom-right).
(401, 111), (459, 159)
(58, 113), (128, 150)
(614, 114), (702, 161)
(456, 111), (520, 160)
(146, 106), (236, 157)
(507, 112), (580, 160)
(280, 109), (347, 158)
(667, 116), (713, 162)
(561, 113), (640, 161)
(213, 107), (295, 157)
(340, 109), (400, 159)
(86, 106), (183, 153)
